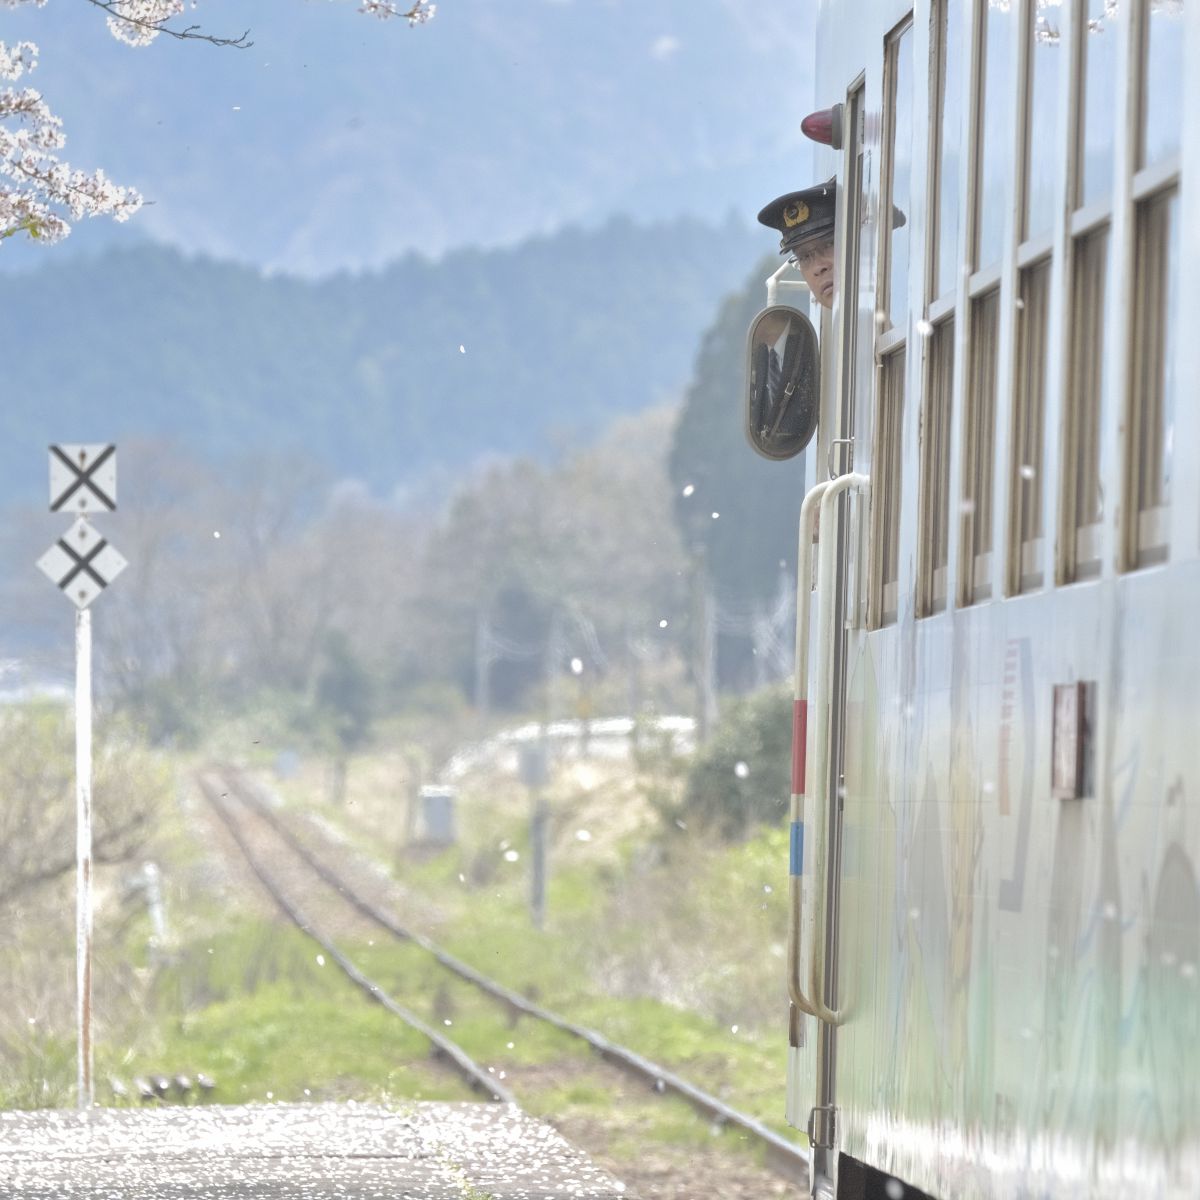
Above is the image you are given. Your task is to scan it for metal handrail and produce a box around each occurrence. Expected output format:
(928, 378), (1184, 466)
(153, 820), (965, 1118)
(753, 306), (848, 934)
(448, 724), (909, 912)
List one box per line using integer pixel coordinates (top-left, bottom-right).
(804, 472), (869, 1026)
(787, 479), (831, 1019)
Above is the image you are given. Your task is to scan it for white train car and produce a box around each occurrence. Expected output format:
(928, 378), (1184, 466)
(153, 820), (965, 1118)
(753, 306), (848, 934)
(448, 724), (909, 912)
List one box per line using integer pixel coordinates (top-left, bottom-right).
(755, 0), (1199, 1196)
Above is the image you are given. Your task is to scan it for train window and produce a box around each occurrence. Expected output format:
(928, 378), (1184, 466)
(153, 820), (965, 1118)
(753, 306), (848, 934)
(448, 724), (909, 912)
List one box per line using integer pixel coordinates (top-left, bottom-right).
(1060, 224), (1109, 582)
(917, 319), (954, 616)
(1139, 0), (1184, 168)
(1077, 0), (1119, 208)
(960, 290), (999, 605)
(931, 0), (965, 301)
(870, 348), (906, 628)
(1124, 187), (1179, 567)
(1008, 259), (1051, 593)
(881, 17), (914, 329)
(975, 0), (1017, 268)
(1024, 0), (1064, 241)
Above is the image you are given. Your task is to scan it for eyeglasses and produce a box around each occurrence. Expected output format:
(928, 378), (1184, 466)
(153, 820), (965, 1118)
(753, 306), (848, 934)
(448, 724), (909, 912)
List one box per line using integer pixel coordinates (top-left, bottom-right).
(790, 243), (834, 271)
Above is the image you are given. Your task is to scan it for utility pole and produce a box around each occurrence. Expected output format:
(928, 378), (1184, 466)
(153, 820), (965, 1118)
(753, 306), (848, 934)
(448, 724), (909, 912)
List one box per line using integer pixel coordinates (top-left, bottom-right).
(474, 606), (491, 717)
(528, 610), (564, 930)
(692, 549), (718, 744)
(519, 741), (549, 931)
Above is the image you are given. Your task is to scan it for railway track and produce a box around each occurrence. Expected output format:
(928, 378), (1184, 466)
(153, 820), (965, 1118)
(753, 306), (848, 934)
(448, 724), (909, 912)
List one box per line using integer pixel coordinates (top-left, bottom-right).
(196, 765), (811, 1188)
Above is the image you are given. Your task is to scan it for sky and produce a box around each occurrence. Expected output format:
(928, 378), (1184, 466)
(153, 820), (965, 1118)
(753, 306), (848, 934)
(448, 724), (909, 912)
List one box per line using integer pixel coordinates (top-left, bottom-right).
(1, 0), (816, 275)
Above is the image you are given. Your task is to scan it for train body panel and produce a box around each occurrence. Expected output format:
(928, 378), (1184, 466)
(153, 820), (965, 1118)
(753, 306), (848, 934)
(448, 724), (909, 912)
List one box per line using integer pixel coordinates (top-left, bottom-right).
(838, 568), (1200, 1198)
(782, 0), (1199, 1194)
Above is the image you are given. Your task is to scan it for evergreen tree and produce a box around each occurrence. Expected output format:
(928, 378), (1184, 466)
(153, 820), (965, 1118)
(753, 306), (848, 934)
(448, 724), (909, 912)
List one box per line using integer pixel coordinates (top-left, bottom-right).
(668, 257), (807, 609)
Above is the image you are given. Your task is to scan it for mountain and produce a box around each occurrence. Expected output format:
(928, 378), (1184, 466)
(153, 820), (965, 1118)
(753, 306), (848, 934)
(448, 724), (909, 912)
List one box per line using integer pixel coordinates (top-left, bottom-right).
(0, 0), (814, 275)
(0, 214), (766, 505)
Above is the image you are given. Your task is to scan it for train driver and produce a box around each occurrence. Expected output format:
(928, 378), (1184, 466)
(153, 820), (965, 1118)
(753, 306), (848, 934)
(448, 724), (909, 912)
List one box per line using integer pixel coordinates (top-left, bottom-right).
(757, 178), (838, 309)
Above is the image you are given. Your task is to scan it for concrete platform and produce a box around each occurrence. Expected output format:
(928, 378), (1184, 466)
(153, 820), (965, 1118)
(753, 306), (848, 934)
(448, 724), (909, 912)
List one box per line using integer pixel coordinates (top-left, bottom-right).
(0, 1102), (627, 1198)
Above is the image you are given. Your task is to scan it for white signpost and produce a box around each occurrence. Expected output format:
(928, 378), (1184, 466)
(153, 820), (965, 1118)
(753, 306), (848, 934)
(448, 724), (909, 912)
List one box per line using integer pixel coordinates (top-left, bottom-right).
(36, 445), (127, 1111)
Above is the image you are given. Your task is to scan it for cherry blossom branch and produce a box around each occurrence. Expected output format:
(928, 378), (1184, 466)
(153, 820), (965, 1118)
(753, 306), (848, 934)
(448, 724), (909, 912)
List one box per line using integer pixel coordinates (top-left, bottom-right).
(0, 0), (437, 245)
(359, 1), (437, 22)
(80, 0), (251, 49)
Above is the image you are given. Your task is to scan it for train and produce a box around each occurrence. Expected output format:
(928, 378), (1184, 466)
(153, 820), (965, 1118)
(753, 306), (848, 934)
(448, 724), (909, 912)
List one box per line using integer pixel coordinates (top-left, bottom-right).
(745, 0), (1196, 1196)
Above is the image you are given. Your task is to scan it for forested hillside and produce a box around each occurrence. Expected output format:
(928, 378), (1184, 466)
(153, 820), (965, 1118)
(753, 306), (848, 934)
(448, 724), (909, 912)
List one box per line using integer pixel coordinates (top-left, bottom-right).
(0, 214), (762, 505)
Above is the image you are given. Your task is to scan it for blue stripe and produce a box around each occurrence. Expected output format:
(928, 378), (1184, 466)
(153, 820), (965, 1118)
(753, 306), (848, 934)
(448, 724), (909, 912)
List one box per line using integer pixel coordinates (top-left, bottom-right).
(790, 821), (804, 877)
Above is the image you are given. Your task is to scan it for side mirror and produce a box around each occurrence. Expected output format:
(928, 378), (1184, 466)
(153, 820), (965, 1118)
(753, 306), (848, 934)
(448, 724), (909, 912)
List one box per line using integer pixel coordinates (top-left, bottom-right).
(744, 304), (820, 461)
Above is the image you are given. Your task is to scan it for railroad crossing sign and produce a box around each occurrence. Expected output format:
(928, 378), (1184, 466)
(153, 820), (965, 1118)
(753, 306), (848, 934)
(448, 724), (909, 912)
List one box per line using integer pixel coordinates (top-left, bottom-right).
(37, 517), (127, 610)
(49, 444), (117, 514)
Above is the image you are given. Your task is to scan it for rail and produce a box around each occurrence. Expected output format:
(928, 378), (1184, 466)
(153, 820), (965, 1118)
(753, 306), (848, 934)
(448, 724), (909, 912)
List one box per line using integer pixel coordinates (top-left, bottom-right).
(196, 772), (516, 1105)
(207, 764), (812, 1186)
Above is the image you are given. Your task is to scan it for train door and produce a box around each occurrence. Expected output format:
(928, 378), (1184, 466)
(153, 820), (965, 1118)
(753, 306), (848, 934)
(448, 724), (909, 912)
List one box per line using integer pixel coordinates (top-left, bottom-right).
(793, 77), (871, 1200)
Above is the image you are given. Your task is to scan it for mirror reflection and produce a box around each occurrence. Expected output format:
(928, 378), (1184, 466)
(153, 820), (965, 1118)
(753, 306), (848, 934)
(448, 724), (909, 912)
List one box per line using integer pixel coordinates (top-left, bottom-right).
(744, 305), (820, 461)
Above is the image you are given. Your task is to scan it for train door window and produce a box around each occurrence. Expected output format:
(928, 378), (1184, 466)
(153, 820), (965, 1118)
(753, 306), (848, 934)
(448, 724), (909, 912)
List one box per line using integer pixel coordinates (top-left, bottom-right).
(870, 349), (906, 628)
(1009, 0), (1063, 594)
(931, 0), (965, 302)
(871, 19), (913, 631)
(1008, 258), (1051, 593)
(1077, 0), (1119, 209)
(917, 319), (954, 616)
(881, 17), (915, 331)
(1060, 224), (1109, 581)
(1024, 1), (1065, 243)
(975, 0), (1018, 270)
(1124, 186), (1179, 567)
(1139, 0), (1184, 168)
(960, 290), (999, 604)
(836, 80), (867, 480)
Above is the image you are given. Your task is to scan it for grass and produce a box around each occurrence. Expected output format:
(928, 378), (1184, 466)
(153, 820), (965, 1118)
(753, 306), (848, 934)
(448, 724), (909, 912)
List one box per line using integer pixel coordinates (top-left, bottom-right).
(1, 735), (798, 1170)
(99, 919), (476, 1106)
(257, 748), (796, 1138)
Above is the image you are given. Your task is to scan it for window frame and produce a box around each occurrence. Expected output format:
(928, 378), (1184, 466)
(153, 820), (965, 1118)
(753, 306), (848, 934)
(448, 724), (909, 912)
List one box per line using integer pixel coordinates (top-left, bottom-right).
(1007, 254), (1052, 594)
(869, 346), (908, 629)
(916, 316), (956, 616)
(959, 287), (1001, 606)
(879, 13), (916, 336)
(1121, 182), (1178, 569)
(1058, 221), (1110, 583)
(926, 0), (964, 309)
(868, 15), (915, 632)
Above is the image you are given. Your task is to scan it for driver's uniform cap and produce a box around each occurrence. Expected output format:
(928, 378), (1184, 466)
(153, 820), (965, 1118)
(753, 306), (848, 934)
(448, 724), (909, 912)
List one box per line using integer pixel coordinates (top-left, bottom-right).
(757, 178), (837, 259)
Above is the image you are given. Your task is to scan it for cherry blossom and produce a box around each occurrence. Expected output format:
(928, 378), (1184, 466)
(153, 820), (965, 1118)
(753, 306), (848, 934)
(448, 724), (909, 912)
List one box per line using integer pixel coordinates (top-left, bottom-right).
(0, 0), (437, 244)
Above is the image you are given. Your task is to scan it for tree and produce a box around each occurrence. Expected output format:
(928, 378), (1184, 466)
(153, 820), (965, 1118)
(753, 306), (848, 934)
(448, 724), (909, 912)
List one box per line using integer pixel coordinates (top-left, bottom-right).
(0, 705), (166, 910)
(409, 408), (691, 715)
(0, 0), (434, 243)
(669, 255), (807, 611)
(679, 684), (791, 840)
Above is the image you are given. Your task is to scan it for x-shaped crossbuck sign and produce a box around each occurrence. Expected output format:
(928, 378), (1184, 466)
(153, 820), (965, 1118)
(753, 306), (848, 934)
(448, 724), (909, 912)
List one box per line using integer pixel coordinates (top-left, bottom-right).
(37, 518), (128, 610)
(49, 444), (117, 513)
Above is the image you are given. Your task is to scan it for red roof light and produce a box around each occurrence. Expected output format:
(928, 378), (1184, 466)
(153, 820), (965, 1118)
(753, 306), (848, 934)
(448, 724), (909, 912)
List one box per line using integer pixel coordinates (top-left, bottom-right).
(801, 106), (843, 150)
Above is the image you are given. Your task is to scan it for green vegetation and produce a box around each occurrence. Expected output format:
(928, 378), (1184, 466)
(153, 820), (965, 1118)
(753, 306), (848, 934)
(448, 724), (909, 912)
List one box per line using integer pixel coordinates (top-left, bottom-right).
(264, 745), (794, 1134)
(0, 680), (799, 1151)
(670, 256), (807, 611)
(0, 706), (169, 909)
(132, 921), (471, 1106)
(680, 685), (792, 839)
(0, 217), (761, 507)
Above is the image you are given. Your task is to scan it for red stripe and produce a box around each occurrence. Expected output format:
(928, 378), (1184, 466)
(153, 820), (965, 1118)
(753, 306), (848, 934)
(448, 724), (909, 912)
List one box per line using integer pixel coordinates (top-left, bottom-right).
(791, 699), (808, 795)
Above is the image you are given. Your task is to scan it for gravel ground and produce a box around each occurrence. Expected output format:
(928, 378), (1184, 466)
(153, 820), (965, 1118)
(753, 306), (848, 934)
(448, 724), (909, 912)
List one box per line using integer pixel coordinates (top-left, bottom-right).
(0, 1102), (626, 1199)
